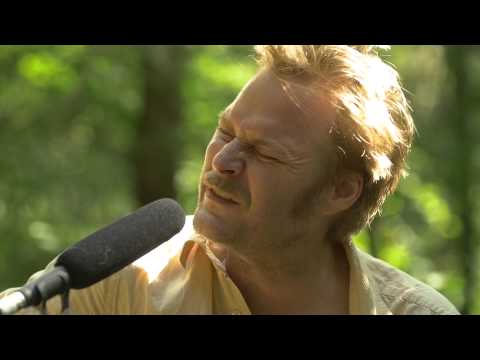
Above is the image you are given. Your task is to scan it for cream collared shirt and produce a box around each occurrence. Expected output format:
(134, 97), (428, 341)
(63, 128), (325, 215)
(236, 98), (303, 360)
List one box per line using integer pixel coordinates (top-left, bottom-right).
(1, 216), (459, 315)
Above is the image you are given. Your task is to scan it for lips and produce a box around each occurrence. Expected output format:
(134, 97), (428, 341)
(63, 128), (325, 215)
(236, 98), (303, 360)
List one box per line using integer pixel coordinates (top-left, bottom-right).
(204, 185), (239, 205)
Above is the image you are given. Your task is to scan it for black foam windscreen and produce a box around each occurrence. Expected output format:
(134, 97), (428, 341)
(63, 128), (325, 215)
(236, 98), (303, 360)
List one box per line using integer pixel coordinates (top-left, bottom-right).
(55, 198), (185, 289)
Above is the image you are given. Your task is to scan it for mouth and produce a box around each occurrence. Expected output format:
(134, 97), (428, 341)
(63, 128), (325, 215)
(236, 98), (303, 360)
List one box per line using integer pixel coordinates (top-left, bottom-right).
(204, 185), (239, 206)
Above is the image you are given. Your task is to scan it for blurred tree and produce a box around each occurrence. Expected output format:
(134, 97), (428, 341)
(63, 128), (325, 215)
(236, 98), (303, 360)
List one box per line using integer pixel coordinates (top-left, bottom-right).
(134, 45), (186, 206)
(444, 46), (476, 314)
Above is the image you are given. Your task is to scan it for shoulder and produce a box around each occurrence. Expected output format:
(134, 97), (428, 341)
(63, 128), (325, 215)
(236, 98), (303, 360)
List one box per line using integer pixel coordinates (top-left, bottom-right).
(69, 215), (198, 314)
(132, 215), (196, 280)
(358, 250), (460, 315)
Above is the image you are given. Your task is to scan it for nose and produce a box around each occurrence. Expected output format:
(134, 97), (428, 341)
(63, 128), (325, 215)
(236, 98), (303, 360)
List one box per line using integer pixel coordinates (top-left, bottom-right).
(212, 140), (246, 176)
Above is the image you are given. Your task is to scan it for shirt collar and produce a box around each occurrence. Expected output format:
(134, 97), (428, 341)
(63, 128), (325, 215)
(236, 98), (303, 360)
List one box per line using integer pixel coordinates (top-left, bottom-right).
(179, 233), (228, 272)
(178, 225), (391, 314)
(344, 239), (392, 315)
(179, 238), (199, 269)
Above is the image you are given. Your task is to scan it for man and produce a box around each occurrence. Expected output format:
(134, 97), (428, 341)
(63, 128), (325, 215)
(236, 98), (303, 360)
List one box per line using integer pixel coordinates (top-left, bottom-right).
(0, 45), (459, 314)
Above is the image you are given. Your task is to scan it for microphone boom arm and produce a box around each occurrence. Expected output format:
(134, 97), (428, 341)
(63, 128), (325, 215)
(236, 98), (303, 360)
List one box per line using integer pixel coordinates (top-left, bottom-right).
(0, 266), (70, 315)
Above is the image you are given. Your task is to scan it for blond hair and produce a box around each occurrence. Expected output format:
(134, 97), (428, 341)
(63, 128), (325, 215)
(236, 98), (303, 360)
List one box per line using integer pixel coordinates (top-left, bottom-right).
(255, 45), (415, 240)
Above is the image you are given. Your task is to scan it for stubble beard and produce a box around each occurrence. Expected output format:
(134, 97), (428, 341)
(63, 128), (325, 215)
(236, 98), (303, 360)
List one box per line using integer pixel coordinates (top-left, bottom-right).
(192, 169), (332, 258)
(192, 184), (245, 249)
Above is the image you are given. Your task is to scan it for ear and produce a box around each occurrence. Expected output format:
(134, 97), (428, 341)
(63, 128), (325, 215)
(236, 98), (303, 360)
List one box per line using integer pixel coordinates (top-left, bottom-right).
(322, 170), (364, 216)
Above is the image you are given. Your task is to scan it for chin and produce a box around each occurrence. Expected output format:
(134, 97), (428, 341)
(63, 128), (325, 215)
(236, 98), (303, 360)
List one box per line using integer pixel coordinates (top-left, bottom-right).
(193, 206), (239, 246)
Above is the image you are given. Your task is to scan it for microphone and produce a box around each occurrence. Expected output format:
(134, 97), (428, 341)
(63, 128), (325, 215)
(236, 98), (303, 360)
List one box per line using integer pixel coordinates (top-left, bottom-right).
(0, 198), (185, 315)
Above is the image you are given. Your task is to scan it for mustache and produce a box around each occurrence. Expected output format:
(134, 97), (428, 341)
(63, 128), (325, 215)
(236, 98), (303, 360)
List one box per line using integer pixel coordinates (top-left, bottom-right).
(203, 171), (247, 203)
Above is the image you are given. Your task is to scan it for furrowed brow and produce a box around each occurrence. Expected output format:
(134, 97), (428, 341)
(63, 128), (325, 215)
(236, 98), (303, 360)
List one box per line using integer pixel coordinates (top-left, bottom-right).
(217, 110), (298, 160)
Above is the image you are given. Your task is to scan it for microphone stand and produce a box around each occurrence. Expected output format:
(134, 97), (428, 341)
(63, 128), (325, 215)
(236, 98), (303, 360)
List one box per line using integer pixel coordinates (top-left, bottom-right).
(61, 289), (71, 314)
(38, 289), (70, 315)
(0, 266), (71, 315)
(35, 268), (71, 315)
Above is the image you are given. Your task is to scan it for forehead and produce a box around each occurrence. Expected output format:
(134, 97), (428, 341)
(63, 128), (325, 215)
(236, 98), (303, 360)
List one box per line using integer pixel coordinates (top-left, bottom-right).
(224, 69), (335, 152)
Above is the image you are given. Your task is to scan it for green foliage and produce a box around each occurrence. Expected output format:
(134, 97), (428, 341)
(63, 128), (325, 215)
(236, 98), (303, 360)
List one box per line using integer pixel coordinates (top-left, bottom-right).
(0, 46), (141, 288)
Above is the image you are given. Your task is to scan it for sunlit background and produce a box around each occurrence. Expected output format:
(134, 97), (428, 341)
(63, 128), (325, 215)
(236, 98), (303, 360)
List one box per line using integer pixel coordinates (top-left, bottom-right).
(0, 45), (478, 314)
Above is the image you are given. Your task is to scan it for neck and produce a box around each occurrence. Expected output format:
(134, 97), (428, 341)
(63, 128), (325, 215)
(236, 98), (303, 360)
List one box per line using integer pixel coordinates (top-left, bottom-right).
(208, 230), (350, 315)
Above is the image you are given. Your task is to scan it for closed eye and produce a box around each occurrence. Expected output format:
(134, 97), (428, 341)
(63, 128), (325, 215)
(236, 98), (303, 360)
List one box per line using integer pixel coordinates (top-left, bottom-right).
(217, 127), (280, 163)
(256, 151), (278, 162)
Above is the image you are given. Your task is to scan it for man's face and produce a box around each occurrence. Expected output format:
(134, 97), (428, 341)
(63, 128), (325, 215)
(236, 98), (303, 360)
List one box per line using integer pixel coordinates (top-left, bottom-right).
(193, 69), (338, 256)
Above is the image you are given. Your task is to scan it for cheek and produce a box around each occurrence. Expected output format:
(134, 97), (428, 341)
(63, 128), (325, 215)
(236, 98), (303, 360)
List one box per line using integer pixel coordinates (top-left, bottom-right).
(248, 167), (293, 211)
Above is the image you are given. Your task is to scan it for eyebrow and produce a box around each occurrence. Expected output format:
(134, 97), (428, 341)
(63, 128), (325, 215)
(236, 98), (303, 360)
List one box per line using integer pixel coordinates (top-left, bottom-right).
(217, 110), (292, 157)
